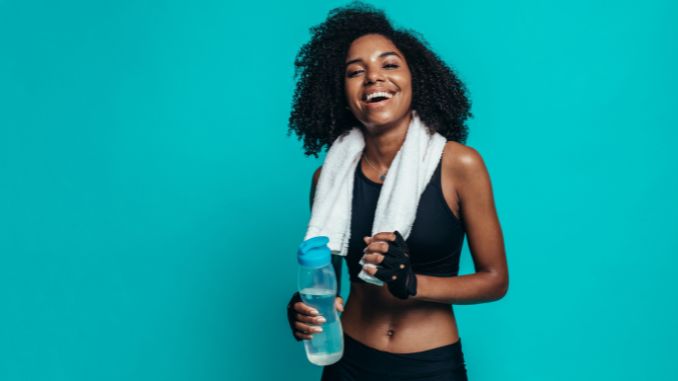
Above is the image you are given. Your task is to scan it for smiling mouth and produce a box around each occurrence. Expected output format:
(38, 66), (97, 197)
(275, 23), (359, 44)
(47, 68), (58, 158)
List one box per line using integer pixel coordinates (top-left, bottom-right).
(361, 91), (396, 108)
(363, 91), (394, 101)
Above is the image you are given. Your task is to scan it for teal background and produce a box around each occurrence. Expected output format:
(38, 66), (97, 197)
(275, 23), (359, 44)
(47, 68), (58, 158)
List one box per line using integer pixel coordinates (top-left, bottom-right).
(1, 0), (676, 380)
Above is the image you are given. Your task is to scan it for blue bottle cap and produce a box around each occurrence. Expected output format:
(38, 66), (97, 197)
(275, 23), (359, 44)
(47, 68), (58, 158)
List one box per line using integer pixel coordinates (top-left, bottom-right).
(297, 236), (331, 268)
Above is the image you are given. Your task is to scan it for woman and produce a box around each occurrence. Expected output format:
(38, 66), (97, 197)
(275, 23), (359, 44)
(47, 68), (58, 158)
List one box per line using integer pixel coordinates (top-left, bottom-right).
(286, 2), (508, 380)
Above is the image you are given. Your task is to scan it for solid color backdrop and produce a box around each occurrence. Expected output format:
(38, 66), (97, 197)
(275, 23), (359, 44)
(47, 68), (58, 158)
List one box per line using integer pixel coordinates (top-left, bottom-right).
(1, 0), (676, 380)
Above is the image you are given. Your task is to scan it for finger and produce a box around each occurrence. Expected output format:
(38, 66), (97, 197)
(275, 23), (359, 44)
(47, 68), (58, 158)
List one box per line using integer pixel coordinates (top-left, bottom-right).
(362, 264), (379, 276)
(293, 302), (319, 316)
(296, 313), (326, 325)
(294, 330), (314, 341)
(371, 232), (397, 242)
(295, 321), (324, 335)
(361, 252), (384, 265)
(335, 297), (344, 312)
(363, 241), (389, 255)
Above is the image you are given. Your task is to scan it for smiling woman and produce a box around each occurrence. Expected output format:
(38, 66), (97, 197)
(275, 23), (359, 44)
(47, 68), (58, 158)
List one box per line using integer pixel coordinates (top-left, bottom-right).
(344, 34), (413, 132)
(286, 1), (508, 380)
(287, 2), (472, 159)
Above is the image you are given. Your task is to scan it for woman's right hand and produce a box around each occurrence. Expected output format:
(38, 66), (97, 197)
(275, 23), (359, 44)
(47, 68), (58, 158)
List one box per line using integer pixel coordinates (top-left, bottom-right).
(287, 292), (344, 341)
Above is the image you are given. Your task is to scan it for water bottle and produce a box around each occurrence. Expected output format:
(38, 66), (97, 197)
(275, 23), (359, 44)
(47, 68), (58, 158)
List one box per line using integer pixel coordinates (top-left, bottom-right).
(297, 236), (344, 366)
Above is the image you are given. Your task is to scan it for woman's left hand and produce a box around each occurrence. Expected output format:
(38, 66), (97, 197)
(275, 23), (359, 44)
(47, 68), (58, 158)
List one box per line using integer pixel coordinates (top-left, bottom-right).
(361, 230), (417, 299)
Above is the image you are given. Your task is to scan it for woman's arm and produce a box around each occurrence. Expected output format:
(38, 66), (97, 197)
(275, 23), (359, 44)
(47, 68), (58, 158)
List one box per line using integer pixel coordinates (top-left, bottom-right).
(414, 145), (508, 304)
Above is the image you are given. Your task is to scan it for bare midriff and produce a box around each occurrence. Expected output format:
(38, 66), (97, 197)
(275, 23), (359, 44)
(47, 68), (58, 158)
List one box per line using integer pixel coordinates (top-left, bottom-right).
(341, 281), (459, 353)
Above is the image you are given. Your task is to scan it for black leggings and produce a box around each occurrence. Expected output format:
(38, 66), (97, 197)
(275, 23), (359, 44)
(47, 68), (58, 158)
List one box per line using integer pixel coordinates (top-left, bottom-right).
(320, 333), (468, 381)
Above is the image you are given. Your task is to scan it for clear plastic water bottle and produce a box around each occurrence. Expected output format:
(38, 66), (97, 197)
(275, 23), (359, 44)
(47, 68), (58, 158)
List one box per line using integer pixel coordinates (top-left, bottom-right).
(297, 236), (344, 366)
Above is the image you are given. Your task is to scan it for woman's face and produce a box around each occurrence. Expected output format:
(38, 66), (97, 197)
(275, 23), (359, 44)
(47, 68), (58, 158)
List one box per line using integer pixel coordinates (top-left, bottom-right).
(344, 33), (413, 130)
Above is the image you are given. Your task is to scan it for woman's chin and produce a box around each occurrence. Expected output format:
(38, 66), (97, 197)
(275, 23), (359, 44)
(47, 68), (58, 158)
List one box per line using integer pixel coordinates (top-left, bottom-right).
(360, 110), (408, 130)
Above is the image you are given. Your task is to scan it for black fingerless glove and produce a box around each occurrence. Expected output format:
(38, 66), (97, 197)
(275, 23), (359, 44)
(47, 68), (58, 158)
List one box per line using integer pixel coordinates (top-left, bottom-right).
(286, 291), (302, 342)
(373, 230), (417, 300)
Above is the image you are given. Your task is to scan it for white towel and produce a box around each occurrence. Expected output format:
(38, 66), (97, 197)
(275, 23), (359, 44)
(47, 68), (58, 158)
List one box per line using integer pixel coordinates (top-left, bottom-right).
(304, 110), (448, 286)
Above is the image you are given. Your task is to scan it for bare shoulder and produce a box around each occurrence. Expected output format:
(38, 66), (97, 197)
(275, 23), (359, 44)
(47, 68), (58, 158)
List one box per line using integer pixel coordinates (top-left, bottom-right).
(312, 165), (322, 187)
(442, 141), (488, 181)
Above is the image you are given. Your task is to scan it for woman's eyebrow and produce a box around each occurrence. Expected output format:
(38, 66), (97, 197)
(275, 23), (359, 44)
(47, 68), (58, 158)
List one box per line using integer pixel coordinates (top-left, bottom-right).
(345, 51), (402, 67)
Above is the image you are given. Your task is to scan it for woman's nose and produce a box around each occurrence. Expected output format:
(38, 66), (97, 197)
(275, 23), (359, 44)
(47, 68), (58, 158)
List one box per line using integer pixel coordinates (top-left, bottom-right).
(364, 68), (384, 84)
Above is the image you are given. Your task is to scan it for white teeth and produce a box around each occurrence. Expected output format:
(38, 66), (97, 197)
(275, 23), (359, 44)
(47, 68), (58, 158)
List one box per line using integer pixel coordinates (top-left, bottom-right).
(365, 91), (393, 101)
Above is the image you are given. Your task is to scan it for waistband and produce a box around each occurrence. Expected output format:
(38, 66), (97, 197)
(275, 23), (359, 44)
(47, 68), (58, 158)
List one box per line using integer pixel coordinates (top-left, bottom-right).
(341, 332), (466, 376)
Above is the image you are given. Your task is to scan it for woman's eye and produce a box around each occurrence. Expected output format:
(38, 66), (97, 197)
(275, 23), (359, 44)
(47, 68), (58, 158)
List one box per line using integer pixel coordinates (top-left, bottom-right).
(347, 64), (398, 78)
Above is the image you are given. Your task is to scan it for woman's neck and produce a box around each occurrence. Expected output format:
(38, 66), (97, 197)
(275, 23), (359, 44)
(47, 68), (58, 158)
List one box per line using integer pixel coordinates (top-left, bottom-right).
(361, 111), (412, 169)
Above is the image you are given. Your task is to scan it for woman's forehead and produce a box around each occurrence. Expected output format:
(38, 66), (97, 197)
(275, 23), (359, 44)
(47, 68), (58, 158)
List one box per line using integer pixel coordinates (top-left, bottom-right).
(346, 34), (403, 63)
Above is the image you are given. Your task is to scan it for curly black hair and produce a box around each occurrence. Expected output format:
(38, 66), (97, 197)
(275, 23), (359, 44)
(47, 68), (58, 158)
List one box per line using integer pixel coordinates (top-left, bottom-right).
(287, 1), (472, 158)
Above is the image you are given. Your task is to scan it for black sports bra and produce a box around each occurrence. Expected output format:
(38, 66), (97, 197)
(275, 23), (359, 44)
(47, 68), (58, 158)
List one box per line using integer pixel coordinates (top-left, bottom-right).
(346, 156), (466, 283)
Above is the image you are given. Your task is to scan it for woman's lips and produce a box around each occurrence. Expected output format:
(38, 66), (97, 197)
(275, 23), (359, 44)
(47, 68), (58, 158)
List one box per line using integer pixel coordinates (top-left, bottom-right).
(362, 93), (395, 109)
